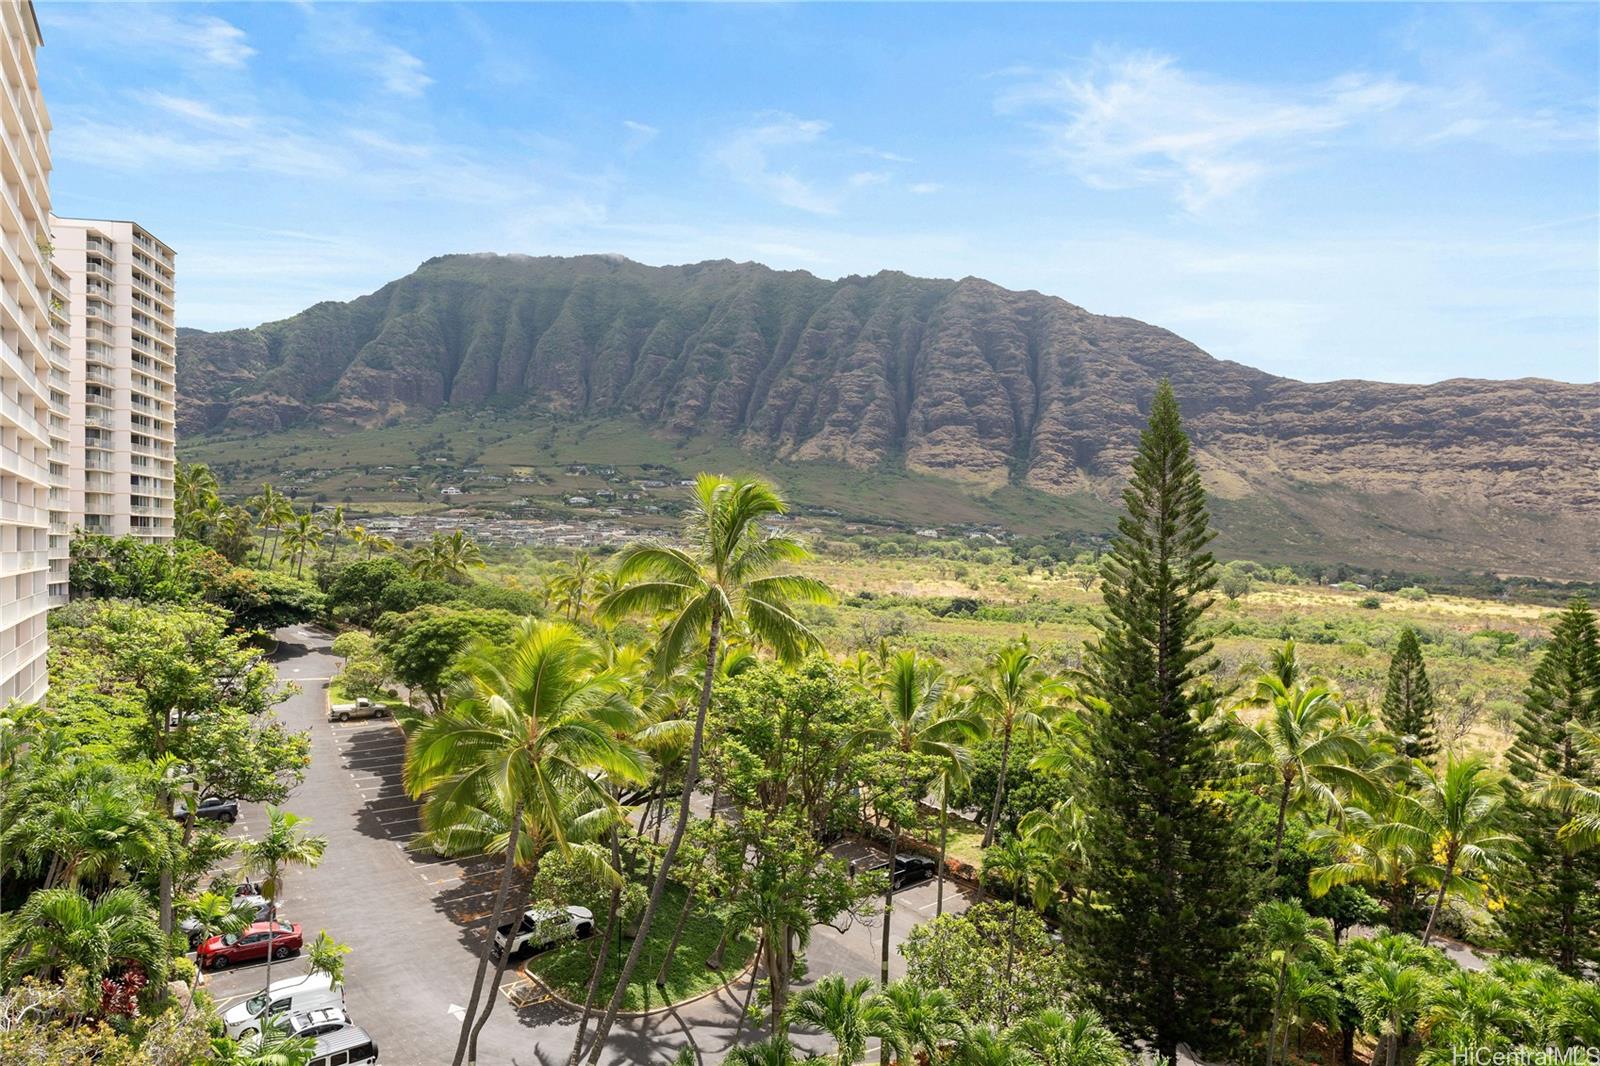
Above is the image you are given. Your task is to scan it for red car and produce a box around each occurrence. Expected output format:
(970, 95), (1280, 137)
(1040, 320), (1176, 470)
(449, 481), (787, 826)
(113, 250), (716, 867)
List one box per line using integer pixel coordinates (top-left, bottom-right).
(196, 921), (302, 970)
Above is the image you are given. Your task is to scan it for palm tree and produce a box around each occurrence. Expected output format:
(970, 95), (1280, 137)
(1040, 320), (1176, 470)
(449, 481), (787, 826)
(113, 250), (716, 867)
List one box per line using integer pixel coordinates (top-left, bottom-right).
(863, 980), (967, 1065)
(366, 531), (397, 558)
(464, 792), (622, 1062)
(2, 765), (173, 892)
(240, 808), (328, 992)
(1231, 643), (1375, 877)
(861, 650), (985, 916)
(320, 504), (348, 564)
(306, 931), (352, 986)
(175, 462), (221, 541)
(723, 1037), (798, 1066)
(969, 640), (1060, 847)
(250, 484), (292, 567)
(1016, 798), (1090, 908)
(1416, 970), (1523, 1061)
(216, 504), (257, 563)
(952, 1028), (1028, 1066)
(1345, 933), (1436, 1066)
(1381, 755), (1519, 945)
(410, 529), (486, 582)
(0, 884), (167, 986)
(983, 834), (1056, 1019)
(1006, 1008), (1126, 1066)
(786, 975), (874, 1066)
(227, 1017), (318, 1066)
(1275, 959), (1340, 1062)
(1310, 781), (1432, 931)
(582, 473), (831, 1066)
(554, 551), (597, 621)
(1554, 978), (1600, 1047)
(405, 620), (645, 1066)
(1538, 723), (1600, 853)
(280, 512), (322, 579)
(178, 890), (260, 943)
(1349, 957), (1428, 1066)
(1249, 900), (1333, 1066)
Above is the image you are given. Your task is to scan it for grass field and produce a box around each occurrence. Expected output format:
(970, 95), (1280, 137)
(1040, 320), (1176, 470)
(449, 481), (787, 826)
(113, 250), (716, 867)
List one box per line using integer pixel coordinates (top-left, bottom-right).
(800, 550), (1553, 761)
(524, 882), (755, 1012)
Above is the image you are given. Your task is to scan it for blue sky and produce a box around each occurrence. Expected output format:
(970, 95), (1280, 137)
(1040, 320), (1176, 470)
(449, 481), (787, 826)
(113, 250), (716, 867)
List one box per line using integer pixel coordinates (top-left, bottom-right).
(38, 2), (1599, 384)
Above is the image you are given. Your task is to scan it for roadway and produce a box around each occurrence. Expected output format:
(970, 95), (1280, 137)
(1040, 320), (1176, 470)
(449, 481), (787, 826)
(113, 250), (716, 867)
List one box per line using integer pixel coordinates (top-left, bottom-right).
(203, 625), (973, 1066)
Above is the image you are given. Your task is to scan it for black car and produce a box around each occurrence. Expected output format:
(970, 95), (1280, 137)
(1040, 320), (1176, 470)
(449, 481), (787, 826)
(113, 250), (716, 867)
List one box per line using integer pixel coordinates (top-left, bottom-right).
(865, 854), (938, 890)
(173, 798), (240, 825)
(179, 894), (274, 948)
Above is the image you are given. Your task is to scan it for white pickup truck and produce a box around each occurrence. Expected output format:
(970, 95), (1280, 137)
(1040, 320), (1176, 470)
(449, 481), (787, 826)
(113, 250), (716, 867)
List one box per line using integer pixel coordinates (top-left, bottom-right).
(329, 697), (390, 722)
(491, 905), (594, 960)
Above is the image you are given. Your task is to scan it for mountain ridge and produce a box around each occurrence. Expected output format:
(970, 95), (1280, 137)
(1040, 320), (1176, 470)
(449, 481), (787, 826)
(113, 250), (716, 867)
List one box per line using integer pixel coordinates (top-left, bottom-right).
(176, 253), (1600, 577)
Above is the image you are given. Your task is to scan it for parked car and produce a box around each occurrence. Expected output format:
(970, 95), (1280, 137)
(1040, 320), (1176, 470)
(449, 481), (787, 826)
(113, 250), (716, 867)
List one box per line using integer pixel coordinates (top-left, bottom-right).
(280, 1004), (354, 1041)
(172, 797), (239, 824)
(196, 920), (302, 970)
(329, 697), (390, 722)
(865, 854), (937, 890)
(181, 892), (274, 948)
(306, 1026), (380, 1066)
(224, 975), (341, 1039)
(491, 904), (594, 960)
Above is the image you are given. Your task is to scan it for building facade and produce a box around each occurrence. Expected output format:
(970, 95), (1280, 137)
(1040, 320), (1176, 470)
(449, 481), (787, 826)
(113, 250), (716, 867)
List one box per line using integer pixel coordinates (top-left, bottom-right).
(0, 1), (56, 705)
(52, 218), (176, 543)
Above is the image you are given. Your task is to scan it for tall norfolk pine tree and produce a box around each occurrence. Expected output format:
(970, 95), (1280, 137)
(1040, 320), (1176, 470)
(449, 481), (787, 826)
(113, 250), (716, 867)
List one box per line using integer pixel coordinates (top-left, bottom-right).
(1381, 628), (1438, 761)
(1500, 598), (1600, 973)
(1068, 381), (1260, 1060)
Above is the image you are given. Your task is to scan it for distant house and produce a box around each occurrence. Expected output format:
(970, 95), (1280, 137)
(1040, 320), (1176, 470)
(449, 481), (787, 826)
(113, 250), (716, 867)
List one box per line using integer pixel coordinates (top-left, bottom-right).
(640, 479), (666, 489)
(917, 528), (940, 538)
(567, 496), (592, 506)
(440, 486), (462, 496)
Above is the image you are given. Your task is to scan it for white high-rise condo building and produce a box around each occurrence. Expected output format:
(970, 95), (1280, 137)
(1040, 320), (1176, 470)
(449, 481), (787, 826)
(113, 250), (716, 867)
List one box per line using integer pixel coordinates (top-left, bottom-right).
(52, 218), (177, 542)
(0, 1), (57, 705)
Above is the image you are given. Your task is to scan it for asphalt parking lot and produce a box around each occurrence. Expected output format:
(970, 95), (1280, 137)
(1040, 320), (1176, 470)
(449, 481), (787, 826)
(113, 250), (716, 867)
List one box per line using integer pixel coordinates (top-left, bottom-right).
(203, 626), (973, 1065)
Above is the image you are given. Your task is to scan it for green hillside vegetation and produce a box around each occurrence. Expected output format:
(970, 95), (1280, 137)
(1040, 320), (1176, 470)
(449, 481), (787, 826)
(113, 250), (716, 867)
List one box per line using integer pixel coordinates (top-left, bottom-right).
(177, 254), (1599, 581)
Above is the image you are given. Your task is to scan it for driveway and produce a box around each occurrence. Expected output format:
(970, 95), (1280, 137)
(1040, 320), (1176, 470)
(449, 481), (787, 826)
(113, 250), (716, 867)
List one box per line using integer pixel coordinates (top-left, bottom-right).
(203, 625), (974, 1066)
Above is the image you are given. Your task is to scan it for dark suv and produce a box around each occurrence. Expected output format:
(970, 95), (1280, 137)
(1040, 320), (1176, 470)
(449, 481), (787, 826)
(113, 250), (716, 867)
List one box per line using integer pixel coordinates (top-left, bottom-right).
(866, 854), (937, 890)
(172, 798), (240, 824)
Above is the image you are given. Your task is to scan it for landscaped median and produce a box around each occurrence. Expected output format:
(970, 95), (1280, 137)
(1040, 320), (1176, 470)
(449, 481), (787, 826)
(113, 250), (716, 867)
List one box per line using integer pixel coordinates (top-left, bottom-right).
(520, 883), (757, 1015)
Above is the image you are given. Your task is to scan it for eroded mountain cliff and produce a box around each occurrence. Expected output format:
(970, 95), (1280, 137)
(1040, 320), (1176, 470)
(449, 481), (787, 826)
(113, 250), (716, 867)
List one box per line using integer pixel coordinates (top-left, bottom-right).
(178, 253), (1600, 575)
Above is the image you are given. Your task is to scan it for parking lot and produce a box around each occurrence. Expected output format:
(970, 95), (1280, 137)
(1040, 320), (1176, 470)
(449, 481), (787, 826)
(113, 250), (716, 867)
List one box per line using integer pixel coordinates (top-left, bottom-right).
(201, 626), (973, 1064)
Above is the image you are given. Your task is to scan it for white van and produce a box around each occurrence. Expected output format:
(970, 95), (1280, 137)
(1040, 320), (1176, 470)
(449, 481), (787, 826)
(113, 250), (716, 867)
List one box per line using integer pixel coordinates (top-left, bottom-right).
(223, 972), (341, 1039)
(307, 1026), (380, 1066)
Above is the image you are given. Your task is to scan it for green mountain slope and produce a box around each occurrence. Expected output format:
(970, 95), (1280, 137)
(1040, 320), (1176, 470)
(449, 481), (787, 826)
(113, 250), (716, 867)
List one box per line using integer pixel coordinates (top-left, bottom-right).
(177, 254), (1600, 579)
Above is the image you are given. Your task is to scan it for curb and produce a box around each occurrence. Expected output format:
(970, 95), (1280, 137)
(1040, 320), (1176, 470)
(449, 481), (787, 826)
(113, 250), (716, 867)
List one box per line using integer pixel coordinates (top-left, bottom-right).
(518, 951), (757, 1019)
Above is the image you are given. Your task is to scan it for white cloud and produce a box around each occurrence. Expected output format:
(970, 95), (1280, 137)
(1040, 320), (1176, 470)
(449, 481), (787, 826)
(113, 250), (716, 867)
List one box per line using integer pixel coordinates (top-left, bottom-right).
(1001, 41), (1595, 212)
(304, 10), (433, 97)
(1001, 49), (1411, 211)
(908, 182), (942, 195)
(141, 93), (255, 129)
(39, 8), (254, 68)
(711, 114), (840, 215)
(183, 14), (256, 67)
(848, 171), (890, 188)
(622, 120), (659, 153)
